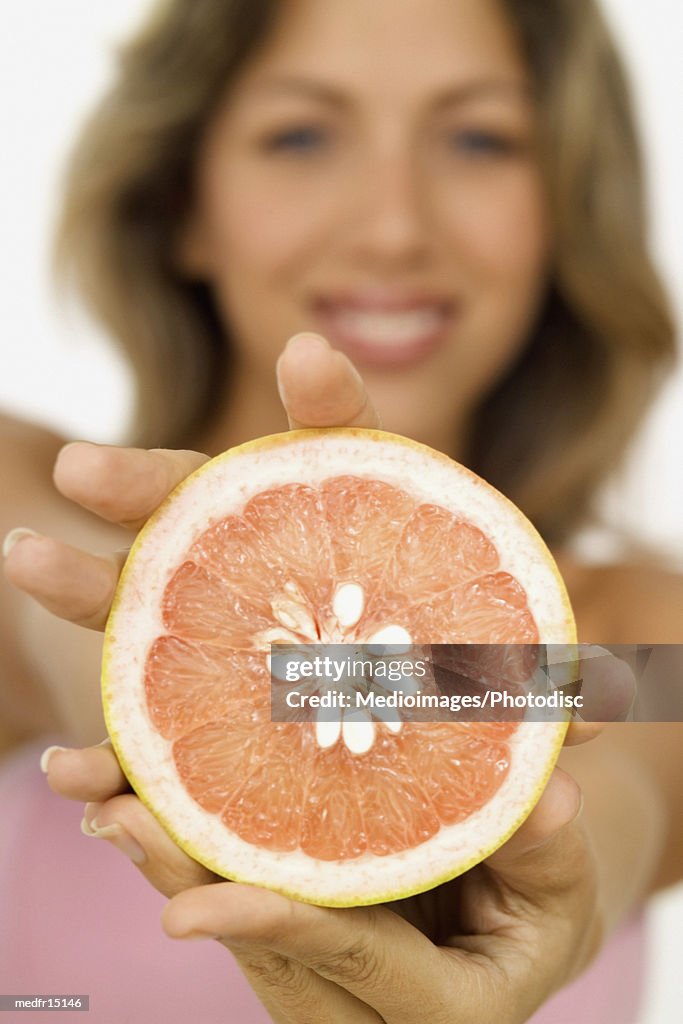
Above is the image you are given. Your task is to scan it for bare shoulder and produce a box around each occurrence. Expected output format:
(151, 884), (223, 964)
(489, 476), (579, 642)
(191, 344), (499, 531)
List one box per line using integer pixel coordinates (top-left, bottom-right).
(0, 414), (75, 749)
(554, 549), (683, 643)
(592, 560), (683, 643)
(0, 410), (68, 464)
(0, 411), (71, 521)
(0, 410), (126, 548)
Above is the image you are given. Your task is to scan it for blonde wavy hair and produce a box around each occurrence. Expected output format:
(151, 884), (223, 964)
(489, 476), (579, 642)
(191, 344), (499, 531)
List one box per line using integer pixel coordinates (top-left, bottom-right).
(54, 0), (677, 545)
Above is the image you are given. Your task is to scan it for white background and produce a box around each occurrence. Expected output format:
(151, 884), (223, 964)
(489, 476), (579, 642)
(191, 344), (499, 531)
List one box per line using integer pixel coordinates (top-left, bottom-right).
(1, 2), (681, 1019)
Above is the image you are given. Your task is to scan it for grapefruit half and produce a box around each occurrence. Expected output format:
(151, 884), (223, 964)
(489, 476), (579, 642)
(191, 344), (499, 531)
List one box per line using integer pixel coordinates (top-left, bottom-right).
(102, 428), (576, 907)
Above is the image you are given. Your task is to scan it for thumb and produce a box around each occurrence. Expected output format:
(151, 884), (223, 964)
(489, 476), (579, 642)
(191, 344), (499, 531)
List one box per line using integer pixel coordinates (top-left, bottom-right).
(485, 767), (586, 896)
(276, 332), (383, 429)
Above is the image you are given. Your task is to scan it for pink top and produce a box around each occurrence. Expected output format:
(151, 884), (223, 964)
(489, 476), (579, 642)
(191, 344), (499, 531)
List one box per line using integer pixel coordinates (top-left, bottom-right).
(0, 741), (647, 1024)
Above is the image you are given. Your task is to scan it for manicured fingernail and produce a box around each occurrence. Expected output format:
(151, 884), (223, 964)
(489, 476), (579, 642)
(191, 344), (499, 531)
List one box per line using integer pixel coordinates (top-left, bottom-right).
(39, 745), (67, 773)
(81, 817), (147, 865)
(80, 815), (97, 837)
(2, 527), (41, 558)
(83, 801), (102, 829)
(574, 790), (585, 821)
(181, 932), (223, 942)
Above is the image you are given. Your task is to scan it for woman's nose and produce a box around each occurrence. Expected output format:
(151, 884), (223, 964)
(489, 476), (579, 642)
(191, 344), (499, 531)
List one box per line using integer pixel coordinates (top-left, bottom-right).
(344, 148), (433, 267)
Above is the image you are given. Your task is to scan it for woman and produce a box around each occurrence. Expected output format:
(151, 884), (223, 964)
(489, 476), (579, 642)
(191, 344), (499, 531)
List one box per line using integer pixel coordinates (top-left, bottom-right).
(1, 0), (682, 1020)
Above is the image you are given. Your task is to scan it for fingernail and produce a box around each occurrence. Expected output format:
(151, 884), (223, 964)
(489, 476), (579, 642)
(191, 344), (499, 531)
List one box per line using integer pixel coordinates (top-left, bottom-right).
(58, 440), (94, 456)
(81, 817), (147, 865)
(181, 932), (223, 942)
(285, 331), (330, 351)
(83, 801), (102, 829)
(574, 790), (585, 822)
(39, 745), (67, 774)
(3, 527), (41, 558)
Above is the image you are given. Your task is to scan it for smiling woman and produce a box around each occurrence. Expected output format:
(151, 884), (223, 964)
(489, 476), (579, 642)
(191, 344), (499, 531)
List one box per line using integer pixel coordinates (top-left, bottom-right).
(177, 39), (547, 463)
(1, 1), (682, 1023)
(215, 68), (542, 385)
(53, 0), (674, 545)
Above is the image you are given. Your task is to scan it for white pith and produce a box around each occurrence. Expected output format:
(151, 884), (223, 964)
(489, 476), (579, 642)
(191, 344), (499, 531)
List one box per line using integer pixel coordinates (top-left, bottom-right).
(328, 307), (445, 345)
(103, 429), (574, 906)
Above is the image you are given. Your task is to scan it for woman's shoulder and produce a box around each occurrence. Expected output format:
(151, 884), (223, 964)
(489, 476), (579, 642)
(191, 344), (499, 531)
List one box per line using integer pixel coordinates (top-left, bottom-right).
(554, 548), (683, 643)
(0, 409), (68, 461)
(0, 410), (127, 548)
(0, 411), (71, 517)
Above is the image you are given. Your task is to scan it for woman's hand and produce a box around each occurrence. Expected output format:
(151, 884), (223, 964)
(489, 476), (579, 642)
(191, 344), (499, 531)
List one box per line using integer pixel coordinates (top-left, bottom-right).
(2, 332), (377, 634)
(7, 330), (639, 1022)
(42, 653), (636, 1024)
(44, 729), (606, 1024)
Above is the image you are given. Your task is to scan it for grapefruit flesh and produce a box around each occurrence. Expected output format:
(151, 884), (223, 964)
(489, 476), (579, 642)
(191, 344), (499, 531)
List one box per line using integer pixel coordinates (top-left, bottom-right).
(102, 429), (575, 906)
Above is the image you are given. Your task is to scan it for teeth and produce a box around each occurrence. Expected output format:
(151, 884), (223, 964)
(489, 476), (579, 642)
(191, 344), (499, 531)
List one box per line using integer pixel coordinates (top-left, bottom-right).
(331, 307), (444, 345)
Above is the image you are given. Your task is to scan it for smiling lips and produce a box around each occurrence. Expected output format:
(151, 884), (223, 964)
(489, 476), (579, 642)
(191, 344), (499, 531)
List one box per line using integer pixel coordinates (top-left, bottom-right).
(313, 292), (455, 369)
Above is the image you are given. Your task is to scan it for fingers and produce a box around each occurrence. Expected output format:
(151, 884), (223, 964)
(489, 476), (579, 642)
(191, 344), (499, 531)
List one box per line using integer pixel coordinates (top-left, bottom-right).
(8, 349), (375, 630)
(4, 533), (127, 630)
(484, 767), (592, 911)
(49, 749), (230, 936)
(4, 443), (210, 629)
(42, 740), (129, 803)
(73, 764), (380, 1024)
(564, 646), (637, 746)
(53, 442), (209, 531)
(229, 948), (381, 1024)
(478, 767), (602, 1002)
(486, 767), (584, 872)
(81, 792), (217, 898)
(46, 740), (216, 897)
(276, 333), (382, 430)
(163, 885), (470, 1024)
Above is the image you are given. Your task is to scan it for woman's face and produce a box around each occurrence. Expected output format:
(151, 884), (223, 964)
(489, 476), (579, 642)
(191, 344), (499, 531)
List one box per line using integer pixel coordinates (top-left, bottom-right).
(182, 0), (549, 452)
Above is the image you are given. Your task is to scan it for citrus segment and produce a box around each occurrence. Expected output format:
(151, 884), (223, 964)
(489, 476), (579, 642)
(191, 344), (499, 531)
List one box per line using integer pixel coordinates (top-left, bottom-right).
(321, 476), (417, 595)
(401, 572), (540, 644)
(218, 726), (309, 853)
(102, 428), (576, 906)
(188, 515), (276, 615)
(356, 731), (445, 850)
(162, 560), (273, 649)
(242, 483), (334, 615)
(299, 744), (367, 861)
(382, 504), (500, 598)
(144, 637), (267, 739)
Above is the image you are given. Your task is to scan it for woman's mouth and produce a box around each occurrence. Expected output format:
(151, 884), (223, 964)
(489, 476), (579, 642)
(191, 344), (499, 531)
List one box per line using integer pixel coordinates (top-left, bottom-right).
(312, 295), (455, 369)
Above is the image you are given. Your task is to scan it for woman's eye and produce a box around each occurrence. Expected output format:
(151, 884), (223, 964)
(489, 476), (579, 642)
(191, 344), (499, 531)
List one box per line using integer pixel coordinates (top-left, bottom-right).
(448, 130), (520, 157)
(262, 126), (327, 153)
